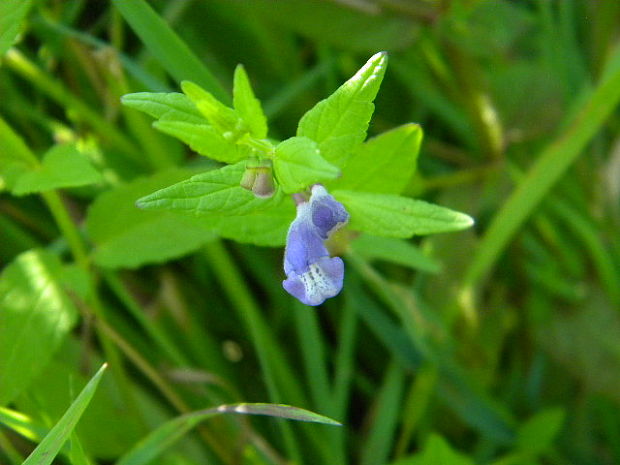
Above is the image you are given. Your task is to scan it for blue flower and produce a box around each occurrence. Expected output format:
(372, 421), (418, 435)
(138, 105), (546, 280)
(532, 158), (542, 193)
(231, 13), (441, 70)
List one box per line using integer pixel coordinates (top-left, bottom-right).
(283, 185), (349, 306)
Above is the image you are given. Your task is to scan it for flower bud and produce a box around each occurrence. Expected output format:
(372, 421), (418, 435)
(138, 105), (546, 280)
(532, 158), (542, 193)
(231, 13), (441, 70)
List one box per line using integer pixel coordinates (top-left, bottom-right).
(240, 164), (275, 198)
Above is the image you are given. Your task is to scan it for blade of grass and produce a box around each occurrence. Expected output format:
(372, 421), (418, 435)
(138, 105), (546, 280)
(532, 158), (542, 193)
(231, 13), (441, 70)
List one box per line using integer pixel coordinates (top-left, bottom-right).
(360, 362), (405, 465)
(116, 403), (341, 465)
(461, 64), (620, 298)
(3, 49), (143, 164)
(22, 363), (107, 465)
(111, 0), (228, 103)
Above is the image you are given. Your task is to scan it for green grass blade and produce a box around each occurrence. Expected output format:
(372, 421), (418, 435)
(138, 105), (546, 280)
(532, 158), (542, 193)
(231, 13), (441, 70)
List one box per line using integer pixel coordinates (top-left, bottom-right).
(360, 363), (405, 465)
(462, 65), (620, 291)
(117, 403), (340, 465)
(112, 0), (228, 103)
(22, 363), (107, 465)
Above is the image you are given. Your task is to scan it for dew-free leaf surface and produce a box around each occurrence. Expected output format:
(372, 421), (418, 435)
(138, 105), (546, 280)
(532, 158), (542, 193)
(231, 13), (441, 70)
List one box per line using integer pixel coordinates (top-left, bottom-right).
(297, 52), (387, 167)
(334, 190), (474, 237)
(87, 169), (217, 268)
(13, 144), (102, 195)
(0, 249), (78, 405)
(274, 136), (340, 193)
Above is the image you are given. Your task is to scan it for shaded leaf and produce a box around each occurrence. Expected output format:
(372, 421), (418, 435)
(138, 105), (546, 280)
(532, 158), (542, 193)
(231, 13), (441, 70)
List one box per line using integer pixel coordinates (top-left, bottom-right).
(0, 116), (37, 192)
(87, 170), (217, 268)
(351, 235), (440, 273)
(516, 408), (565, 456)
(13, 144), (103, 195)
(0, 249), (78, 405)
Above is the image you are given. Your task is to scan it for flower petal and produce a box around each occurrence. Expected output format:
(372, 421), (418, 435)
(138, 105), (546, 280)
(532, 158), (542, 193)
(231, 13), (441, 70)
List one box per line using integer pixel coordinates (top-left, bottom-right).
(283, 256), (344, 306)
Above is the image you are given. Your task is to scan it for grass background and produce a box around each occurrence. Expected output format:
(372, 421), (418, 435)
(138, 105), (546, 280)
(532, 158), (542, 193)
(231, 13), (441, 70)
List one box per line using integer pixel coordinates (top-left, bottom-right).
(2, 0), (620, 464)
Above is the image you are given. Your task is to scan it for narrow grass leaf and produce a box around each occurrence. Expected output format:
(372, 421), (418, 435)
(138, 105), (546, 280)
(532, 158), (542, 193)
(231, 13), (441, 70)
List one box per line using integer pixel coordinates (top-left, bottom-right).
(112, 0), (229, 102)
(361, 363), (405, 465)
(0, 250), (78, 405)
(334, 190), (474, 237)
(297, 52), (387, 167)
(351, 235), (441, 273)
(22, 364), (107, 465)
(117, 403), (340, 465)
(463, 65), (620, 288)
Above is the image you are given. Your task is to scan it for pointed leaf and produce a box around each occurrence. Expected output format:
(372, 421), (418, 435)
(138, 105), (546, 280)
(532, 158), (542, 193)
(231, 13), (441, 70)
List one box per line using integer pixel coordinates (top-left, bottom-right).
(274, 136), (339, 193)
(22, 364), (107, 465)
(153, 120), (249, 163)
(0, 117), (37, 192)
(0, 250), (78, 405)
(297, 52), (387, 167)
(181, 81), (240, 134)
(13, 144), (102, 195)
(136, 162), (281, 217)
(86, 169), (218, 268)
(233, 64), (268, 138)
(334, 190), (474, 237)
(516, 408), (565, 456)
(121, 92), (205, 124)
(117, 403), (340, 465)
(0, 0), (33, 57)
(333, 123), (422, 194)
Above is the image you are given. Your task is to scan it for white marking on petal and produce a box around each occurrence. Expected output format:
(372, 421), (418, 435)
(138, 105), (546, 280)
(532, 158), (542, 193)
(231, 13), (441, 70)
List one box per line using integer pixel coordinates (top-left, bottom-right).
(299, 262), (340, 305)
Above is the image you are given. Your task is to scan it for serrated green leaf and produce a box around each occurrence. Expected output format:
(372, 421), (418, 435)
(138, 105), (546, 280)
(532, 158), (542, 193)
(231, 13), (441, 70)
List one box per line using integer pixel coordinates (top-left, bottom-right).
(13, 144), (102, 195)
(117, 403), (340, 465)
(0, 0), (33, 57)
(181, 81), (240, 135)
(210, 196), (295, 247)
(22, 364), (107, 465)
(136, 162), (282, 217)
(334, 190), (474, 238)
(274, 136), (339, 193)
(297, 52), (387, 167)
(516, 408), (565, 456)
(233, 64), (268, 138)
(0, 116), (37, 192)
(153, 120), (249, 163)
(0, 249), (78, 405)
(121, 92), (206, 124)
(86, 169), (217, 268)
(333, 124), (422, 194)
(351, 235), (440, 273)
